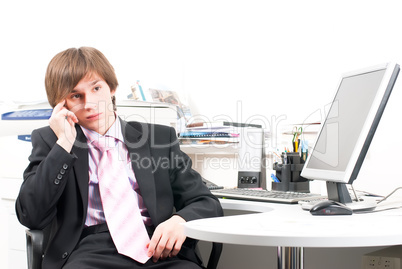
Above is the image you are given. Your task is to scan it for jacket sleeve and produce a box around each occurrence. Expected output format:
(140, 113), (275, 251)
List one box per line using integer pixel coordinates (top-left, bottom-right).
(166, 126), (223, 221)
(15, 127), (77, 229)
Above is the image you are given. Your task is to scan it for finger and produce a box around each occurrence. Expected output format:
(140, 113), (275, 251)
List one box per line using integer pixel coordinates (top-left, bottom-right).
(65, 110), (79, 123)
(49, 101), (65, 122)
(53, 100), (66, 114)
(65, 115), (75, 126)
(170, 240), (184, 257)
(153, 237), (168, 262)
(147, 232), (161, 259)
(160, 239), (175, 260)
(169, 232), (186, 258)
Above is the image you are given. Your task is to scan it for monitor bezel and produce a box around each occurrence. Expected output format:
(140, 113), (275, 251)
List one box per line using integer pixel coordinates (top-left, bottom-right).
(301, 62), (400, 184)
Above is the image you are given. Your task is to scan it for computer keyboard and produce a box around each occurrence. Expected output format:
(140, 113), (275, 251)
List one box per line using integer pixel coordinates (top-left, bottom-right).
(211, 188), (326, 204)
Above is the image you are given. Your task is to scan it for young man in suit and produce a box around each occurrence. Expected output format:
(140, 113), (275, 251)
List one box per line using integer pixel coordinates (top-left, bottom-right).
(16, 47), (223, 269)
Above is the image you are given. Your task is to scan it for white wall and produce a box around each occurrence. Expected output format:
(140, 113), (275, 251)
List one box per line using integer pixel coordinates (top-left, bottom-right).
(2, 0), (402, 121)
(2, 0), (402, 193)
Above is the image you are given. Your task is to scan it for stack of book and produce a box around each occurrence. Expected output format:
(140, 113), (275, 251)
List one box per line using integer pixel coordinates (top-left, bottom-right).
(179, 121), (262, 145)
(179, 130), (240, 145)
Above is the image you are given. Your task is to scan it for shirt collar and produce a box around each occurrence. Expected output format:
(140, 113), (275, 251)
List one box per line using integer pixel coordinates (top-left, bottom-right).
(81, 115), (125, 145)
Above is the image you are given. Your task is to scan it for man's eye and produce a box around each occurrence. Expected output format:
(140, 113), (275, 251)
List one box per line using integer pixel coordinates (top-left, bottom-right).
(71, 94), (81, 99)
(94, 86), (100, 91)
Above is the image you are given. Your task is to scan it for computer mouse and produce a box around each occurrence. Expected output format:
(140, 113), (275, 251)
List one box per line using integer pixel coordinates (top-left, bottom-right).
(309, 200), (353, 215)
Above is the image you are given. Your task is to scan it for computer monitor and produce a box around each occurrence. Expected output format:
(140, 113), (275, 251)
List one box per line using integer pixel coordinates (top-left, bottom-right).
(301, 62), (400, 210)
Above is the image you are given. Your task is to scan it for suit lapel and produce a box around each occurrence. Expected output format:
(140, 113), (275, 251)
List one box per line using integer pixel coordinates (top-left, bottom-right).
(120, 119), (157, 221)
(71, 125), (89, 213)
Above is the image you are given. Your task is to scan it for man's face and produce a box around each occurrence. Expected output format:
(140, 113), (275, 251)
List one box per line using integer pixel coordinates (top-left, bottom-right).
(65, 73), (116, 135)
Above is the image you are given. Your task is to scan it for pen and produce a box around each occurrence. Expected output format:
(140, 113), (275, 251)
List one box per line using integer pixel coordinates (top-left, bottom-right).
(292, 126), (302, 153)
(271, 173), (280, 183)
(274, 150), (282, 164)
(301, 140), (308, 161)
(283, 151), (288, 164)
(293, 139), (299, 153)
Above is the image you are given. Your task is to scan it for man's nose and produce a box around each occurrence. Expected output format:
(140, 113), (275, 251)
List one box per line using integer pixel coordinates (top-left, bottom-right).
(84, 97), (97, 110)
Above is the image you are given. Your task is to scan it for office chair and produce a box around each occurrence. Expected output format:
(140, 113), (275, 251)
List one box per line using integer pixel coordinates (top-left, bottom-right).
(26, 229), (223, 269)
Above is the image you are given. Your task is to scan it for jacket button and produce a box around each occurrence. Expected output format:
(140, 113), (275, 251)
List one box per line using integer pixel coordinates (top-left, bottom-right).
(54, 179), (60, 185)
(60, 169), (66, 175)
(63, 164), (69, 169)
(62, 252), (69, 259)
(57, 174), (63, 180)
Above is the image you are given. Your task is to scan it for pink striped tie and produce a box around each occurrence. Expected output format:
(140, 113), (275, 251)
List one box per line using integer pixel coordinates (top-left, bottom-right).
(94, 136), (150, 263)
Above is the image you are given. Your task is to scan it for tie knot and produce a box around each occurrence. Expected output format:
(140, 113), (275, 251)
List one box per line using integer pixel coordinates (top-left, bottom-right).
(92, 136), (116, 152)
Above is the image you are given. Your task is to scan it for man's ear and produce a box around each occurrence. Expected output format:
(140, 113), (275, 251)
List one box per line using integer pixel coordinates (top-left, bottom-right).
(111, 89), (117, 111)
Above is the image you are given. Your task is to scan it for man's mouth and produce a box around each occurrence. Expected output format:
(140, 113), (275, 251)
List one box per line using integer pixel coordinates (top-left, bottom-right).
(86, 113), (101, 120)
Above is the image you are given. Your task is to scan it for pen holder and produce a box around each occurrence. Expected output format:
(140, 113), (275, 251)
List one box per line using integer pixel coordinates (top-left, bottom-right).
(272, 153), (310, 193)
(272, 163), (290, 191)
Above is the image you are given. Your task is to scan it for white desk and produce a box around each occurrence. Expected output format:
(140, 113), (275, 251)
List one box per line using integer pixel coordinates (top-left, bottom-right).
(184, 199), (402, 269)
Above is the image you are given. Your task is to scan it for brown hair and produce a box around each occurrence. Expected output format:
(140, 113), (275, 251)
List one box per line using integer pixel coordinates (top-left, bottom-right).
(45, 47), (118, 109)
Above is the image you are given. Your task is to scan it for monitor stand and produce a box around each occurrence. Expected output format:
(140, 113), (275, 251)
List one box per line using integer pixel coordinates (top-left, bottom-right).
(326, 182), (377, 211)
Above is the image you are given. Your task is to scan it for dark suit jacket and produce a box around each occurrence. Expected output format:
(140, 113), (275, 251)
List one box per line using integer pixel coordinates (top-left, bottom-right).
(16, 118), (223, 269)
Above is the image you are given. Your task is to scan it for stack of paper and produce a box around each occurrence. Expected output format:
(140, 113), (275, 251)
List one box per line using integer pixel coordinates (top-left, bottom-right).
(179, 121), (262, 145)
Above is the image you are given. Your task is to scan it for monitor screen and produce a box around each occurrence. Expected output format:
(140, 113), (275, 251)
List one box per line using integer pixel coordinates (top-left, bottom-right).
(301, 63), (399, 198)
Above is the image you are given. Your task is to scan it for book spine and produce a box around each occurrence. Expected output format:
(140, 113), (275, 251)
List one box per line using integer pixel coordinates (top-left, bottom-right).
(186, 122), (204, 128)
(186, 121), (262, 128)
(179, 132), (239, 138)
(223, 122), (262, 128)
(137, 80), (146, 101)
